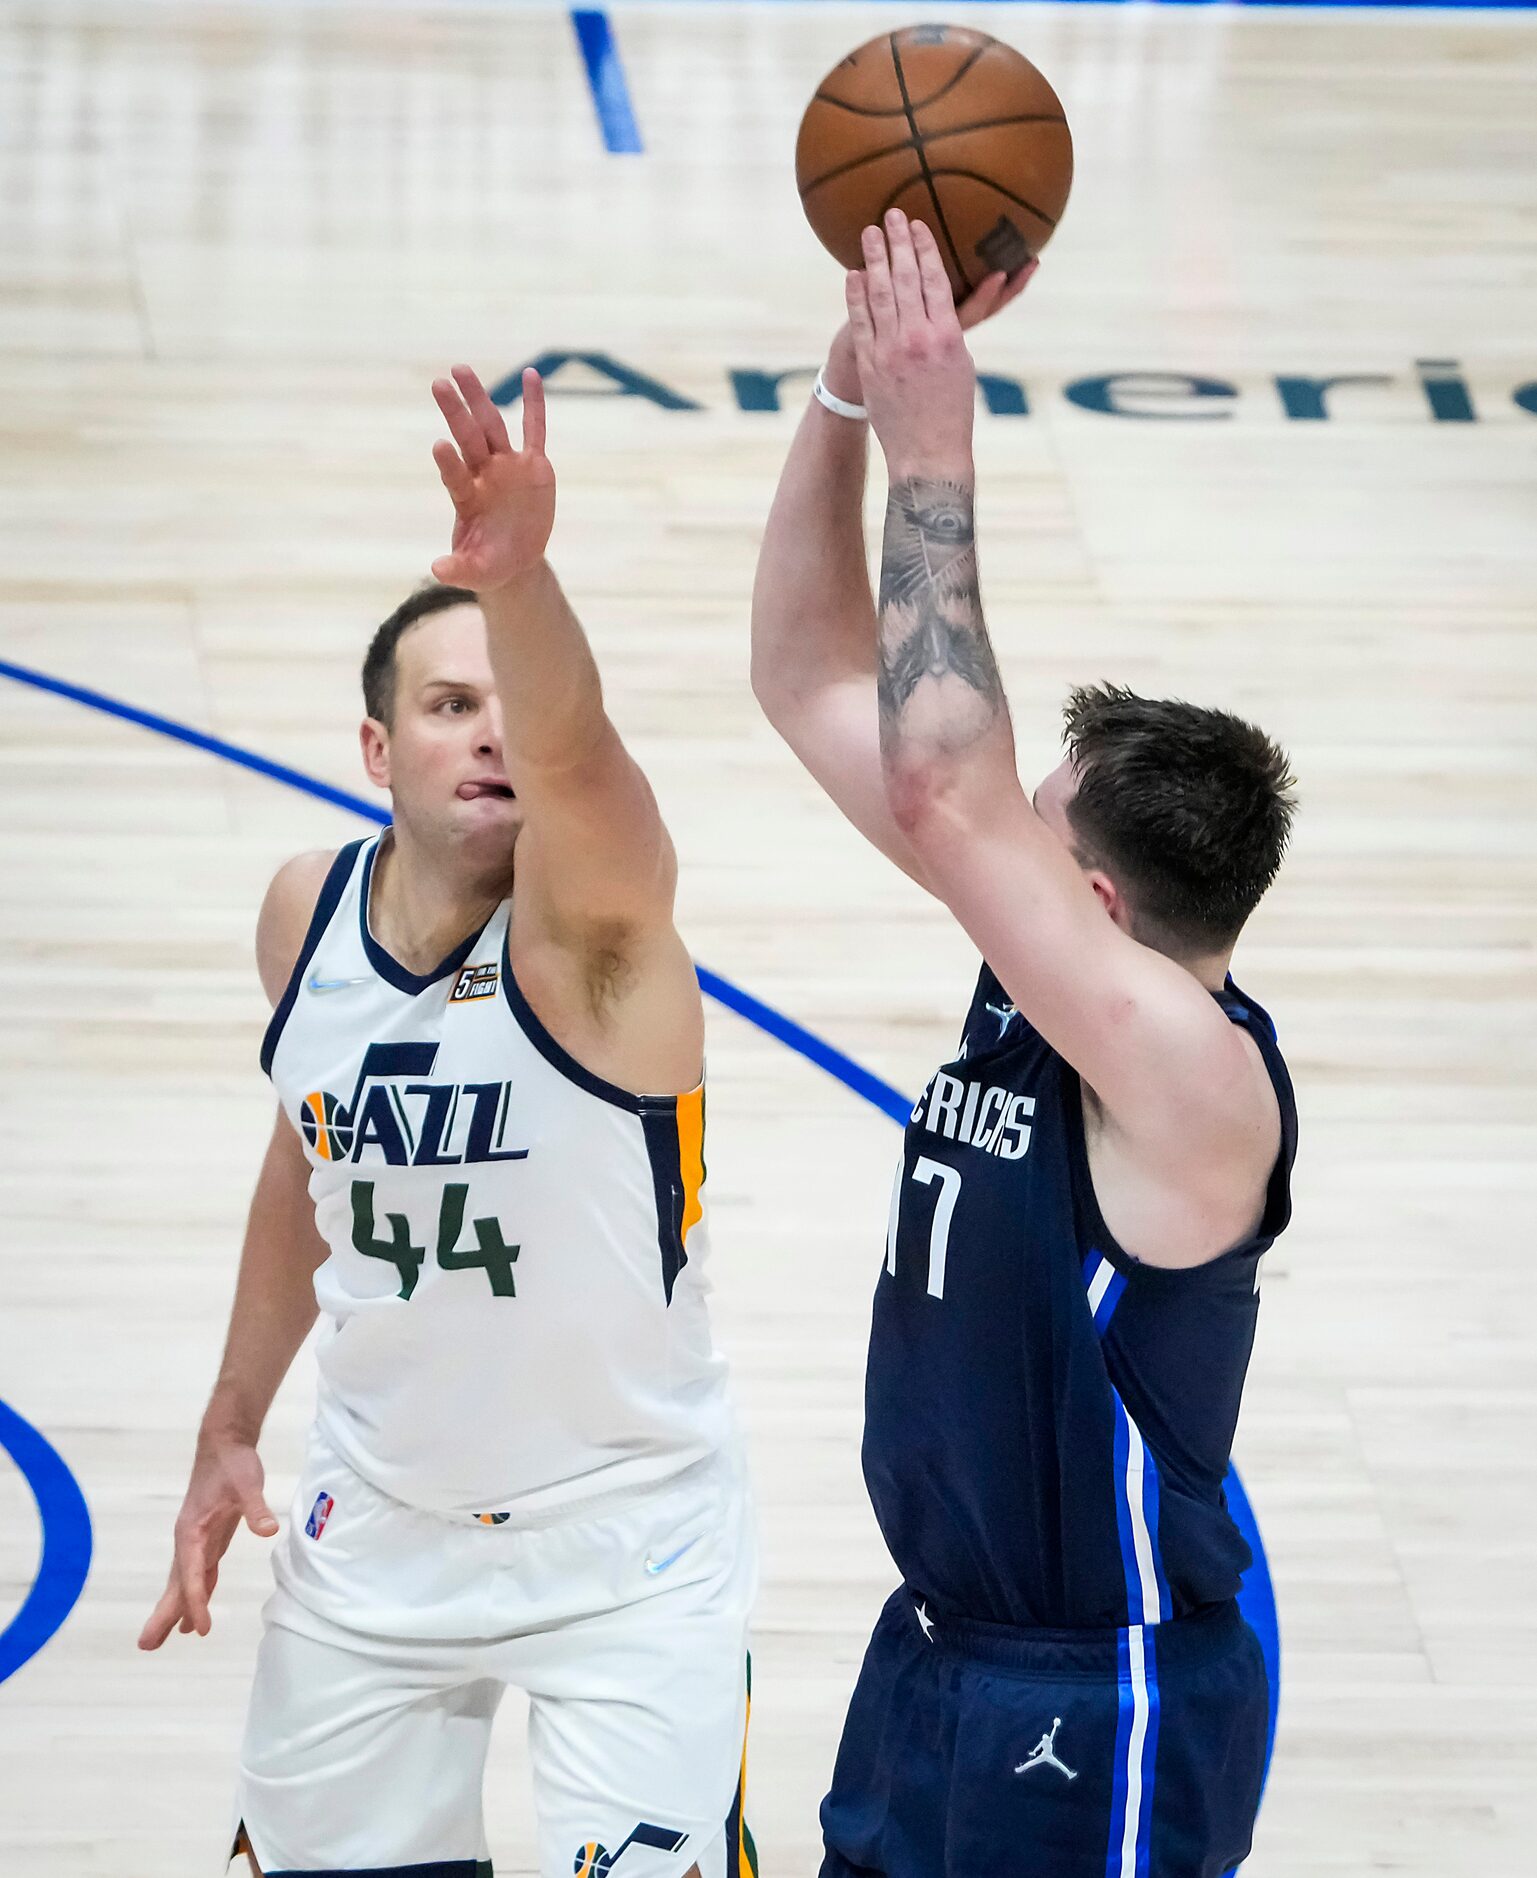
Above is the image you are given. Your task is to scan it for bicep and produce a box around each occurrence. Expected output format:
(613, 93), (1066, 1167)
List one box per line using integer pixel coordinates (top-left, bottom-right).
(513, 719), (678, 937)
(255, 849), (339, 1006)
(770, 679), (934, 893)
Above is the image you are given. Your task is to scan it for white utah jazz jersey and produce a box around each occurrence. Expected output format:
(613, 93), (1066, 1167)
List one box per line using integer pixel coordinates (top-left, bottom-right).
(262, 834), (733, 1519)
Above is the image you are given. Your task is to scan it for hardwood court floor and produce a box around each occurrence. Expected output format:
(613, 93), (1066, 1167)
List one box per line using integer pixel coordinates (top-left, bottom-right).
(1, 2), (1534, 1872)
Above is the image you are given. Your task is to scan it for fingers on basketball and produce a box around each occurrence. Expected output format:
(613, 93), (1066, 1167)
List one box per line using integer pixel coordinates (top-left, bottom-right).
(910, 220), (958, 326)
(883, 210), (926, 315)
(844, 270), (873, 345)
(859, 223), (897, 331)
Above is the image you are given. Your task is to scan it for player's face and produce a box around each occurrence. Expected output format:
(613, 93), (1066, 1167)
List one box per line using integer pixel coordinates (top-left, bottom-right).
(1033, 755), (1135, 935)
(368, 606), (523, 856)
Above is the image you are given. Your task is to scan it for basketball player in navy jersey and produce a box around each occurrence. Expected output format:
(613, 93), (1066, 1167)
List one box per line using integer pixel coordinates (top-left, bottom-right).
(139, 367), (756, 1878)
(753, 213), (1298, 1877)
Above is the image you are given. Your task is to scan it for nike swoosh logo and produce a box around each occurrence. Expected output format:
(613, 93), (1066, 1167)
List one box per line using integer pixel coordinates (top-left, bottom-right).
(307, 974), (370, 994)
(643, 1535), (701, 1576)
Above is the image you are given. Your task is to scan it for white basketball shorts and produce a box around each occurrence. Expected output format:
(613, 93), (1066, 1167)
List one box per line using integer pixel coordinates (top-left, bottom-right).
(233, 1423), (758, 1878)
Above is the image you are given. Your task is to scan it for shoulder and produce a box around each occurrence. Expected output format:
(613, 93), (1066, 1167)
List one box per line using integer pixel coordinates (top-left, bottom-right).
(256, 848), (345, 1008)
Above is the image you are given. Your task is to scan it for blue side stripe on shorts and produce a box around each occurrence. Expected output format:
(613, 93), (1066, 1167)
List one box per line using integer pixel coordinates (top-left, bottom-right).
(1105, 1629), (1137, 1878)
(1135, 1628), (1162, 1878)
(1104, 1626), (1161, 1878)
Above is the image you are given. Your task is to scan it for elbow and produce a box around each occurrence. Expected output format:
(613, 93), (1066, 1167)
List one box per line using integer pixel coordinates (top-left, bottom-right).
(749, 647), (800, 729)
(748, 653), (777, 716)
(886, 759), (970, 851)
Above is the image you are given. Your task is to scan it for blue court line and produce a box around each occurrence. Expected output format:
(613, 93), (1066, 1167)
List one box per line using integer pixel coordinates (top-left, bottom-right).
(0, 1400), (93, 1685)
(0, 659), (393, 825)
(0, 657), (909, 1120)
(571, 9), (643, 155)
(0, 653), (1279, 1807)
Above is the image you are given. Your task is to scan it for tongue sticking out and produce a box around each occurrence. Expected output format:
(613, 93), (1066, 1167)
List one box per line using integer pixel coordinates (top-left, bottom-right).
(458, 782), (515, 801)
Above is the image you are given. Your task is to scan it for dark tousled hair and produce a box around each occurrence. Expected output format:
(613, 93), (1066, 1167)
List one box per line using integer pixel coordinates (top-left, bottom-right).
(1061, 684), (1297, 956)
(362, 582), (479, 725)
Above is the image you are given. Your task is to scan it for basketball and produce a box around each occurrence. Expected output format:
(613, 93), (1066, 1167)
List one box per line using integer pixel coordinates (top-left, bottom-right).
(795, 22), (1074, 299)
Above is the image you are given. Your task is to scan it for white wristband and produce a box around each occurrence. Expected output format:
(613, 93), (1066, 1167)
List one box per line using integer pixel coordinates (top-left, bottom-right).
(812, 368), (868, 422)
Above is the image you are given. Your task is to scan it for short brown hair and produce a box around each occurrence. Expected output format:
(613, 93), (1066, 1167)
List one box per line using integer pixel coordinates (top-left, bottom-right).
(1062, 684), (1296, 955)
(362, 582), (478, 725)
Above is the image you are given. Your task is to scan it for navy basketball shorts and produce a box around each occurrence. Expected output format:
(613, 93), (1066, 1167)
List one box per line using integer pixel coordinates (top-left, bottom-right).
(820, 1589), (1268, 1878)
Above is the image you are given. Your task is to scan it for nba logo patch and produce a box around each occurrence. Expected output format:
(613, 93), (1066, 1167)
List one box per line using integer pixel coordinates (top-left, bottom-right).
(304, 1491), (335, 1539)
(450, 961), (500, 1004)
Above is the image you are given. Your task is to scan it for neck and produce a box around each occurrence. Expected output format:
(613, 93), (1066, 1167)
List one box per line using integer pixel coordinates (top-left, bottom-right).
(369, 823), (511, 974)
(1189, 952), (1233, 995)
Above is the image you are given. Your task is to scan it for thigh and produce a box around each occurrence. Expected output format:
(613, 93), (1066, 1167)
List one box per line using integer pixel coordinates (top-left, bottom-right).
(1144, 1616), (1269, 1878)
(947, 1616), (1269, 1878)
(510, 1463), (757, 1878)
(237, 1614), (503, 1875)
(819, 1591), (952, 1878)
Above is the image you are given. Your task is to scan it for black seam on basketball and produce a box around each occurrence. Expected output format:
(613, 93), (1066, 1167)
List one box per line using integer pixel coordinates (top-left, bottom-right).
(923, 168), (1059, 230)
(889, 33), (972, 295)
(810, 90), (912, 121)
(798, 116), (1069, 200)
(810, 40), (992, 120)
(902, 36), (993, 112)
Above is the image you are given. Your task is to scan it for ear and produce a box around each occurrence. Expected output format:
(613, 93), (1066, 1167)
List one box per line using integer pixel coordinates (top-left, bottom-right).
(359, 717), (391, 791)
(1086, 869), (1135, 936)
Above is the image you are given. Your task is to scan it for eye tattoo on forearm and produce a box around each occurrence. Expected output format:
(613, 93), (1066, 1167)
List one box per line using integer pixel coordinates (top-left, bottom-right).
(877, 478), (1004, 740)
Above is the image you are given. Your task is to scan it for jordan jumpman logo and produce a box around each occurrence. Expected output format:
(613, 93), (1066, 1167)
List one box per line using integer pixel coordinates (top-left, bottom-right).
(1014, 1717), (1077, 1780)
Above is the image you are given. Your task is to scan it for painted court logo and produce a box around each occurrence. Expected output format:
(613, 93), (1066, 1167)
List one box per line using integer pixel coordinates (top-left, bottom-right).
(304, 1492), (335, 1540)
(573, 1824), (689, 1875)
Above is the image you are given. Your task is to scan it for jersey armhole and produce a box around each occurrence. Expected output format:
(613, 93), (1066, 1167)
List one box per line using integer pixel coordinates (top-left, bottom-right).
(259, 839), (368, 1078)
(1063, 1027), (1295, 1283)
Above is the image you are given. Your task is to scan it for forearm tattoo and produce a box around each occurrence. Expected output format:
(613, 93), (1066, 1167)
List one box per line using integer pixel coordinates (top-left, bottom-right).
(876, 477), (1005, 759)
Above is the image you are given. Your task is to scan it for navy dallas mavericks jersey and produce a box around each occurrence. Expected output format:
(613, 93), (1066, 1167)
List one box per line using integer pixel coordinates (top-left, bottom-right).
(864, 960), (1298, 1632)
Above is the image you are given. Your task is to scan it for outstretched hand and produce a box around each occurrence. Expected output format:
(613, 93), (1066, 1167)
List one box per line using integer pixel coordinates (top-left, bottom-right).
(138, 1431), (278, 1649)
(845, 212), (1036, 475)
(430, 365), (556, 592)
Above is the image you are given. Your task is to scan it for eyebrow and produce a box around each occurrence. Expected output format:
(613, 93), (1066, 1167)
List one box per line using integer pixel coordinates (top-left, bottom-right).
(420, 677), (480, 694)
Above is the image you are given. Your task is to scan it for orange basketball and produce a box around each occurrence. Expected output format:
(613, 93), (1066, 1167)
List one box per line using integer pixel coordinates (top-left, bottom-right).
(795, 23), (1074, 299)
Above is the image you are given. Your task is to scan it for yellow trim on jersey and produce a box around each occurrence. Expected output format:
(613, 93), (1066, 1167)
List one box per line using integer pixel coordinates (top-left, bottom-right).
(678, 1084), (706, 1250)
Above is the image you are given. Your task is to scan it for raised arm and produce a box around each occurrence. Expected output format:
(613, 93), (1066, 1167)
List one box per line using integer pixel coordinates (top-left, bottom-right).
(429, 366), (677, 941)
(845, 214), (1267, 1169)
(750, 326), (930, 885)
(750, 276), (1030, 889)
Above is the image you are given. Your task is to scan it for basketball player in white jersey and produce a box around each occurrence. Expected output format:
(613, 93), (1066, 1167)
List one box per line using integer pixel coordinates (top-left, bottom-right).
(139, 365), (757, 1878)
